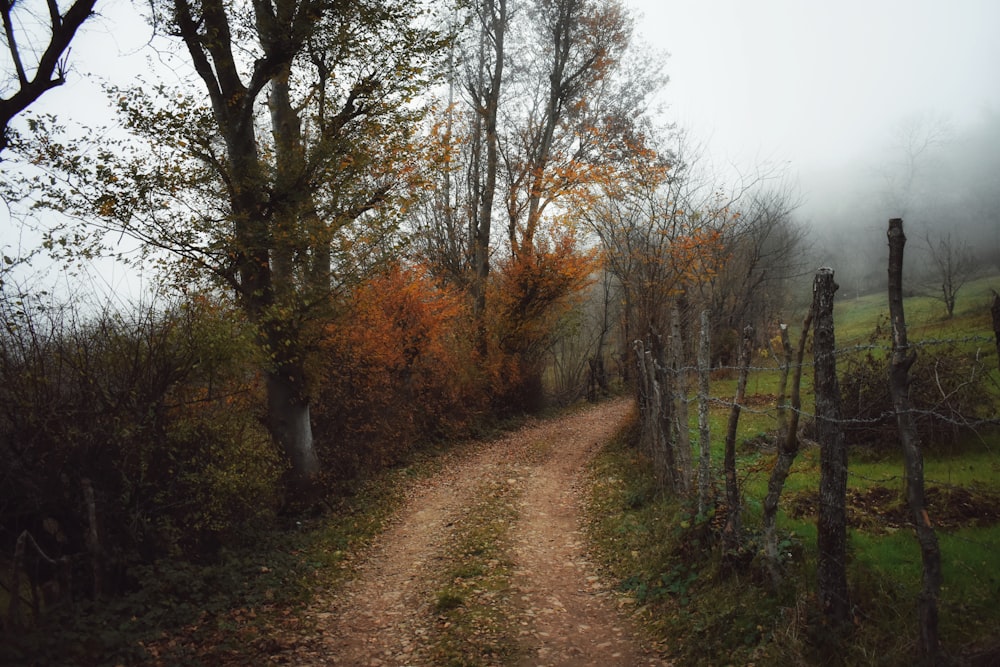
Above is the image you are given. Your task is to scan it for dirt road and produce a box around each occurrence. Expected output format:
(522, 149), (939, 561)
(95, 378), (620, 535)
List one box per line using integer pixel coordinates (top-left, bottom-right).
(275, 398), (667, 666)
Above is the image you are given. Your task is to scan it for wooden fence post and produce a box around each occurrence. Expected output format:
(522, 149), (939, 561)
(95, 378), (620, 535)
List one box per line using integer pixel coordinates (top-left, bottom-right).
(722, 324), (753, 549)
(762, 309), (813, 588)
(887, 218), (942, 661)
(635, 338), (675, 492)
(774, 323), (793, 442)
(697, 310), (712, 516)
(671, 307), (693, 495)
(813, 267), (850, 626)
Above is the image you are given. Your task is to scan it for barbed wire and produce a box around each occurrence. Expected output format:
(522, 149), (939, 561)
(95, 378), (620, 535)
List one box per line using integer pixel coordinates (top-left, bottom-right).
(637, 391), (1000, 431)
(665, 333), (996, 375)
(633, 331), (999, 430)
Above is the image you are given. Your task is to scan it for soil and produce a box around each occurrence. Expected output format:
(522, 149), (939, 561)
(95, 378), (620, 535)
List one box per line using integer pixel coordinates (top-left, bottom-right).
(786, 484), (1000, 532)
(272, 398), (668, 666)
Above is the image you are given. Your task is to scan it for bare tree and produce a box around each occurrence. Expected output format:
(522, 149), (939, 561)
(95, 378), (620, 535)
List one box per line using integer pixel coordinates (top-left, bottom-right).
(923, 230), (974, 318)
(699, 179), (806, 364)
(0, 0), (97, 153)
(879, 113), (951, 218)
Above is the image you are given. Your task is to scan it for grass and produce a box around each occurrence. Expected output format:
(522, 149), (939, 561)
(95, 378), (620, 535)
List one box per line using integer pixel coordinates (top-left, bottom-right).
(586, 414), (1000, 665)
(1, 458), (422, 667)
(834, 274), (1000, 346)
(426, 473), (523, 666)
(585, 275), (1000, 666)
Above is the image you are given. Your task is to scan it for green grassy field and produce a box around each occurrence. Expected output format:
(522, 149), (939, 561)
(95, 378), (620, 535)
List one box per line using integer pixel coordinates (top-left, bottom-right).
(586, 274), (1000, 666)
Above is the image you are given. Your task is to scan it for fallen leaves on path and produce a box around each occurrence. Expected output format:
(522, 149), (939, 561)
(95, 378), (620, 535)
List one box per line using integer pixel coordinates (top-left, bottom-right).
(272, 398), (668, 666)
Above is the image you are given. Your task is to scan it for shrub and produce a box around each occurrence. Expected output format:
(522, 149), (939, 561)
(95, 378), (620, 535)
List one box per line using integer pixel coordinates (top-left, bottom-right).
(486, 231), (597, 412)
(312, 263), (483, 480)
(0, 292), (281, 612)
(839, 320), (997, 453)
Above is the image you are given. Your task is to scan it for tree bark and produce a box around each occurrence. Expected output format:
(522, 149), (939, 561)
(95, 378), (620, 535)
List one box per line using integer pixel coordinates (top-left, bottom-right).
(813, 267), (850, 626)
(763, 311), (813, 587)
(697, 310), (712, 516)
(469, 0), (506, 355)
(670, 306), (693, 495)
(267, 369), (319, 481)
(722, 324), (753, 548)
(887, 218), (941, 661)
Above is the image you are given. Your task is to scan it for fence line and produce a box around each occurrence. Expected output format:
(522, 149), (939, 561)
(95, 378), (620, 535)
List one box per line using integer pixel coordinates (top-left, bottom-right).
(665, 333), (996, 375)
(630, 331), (998, 431)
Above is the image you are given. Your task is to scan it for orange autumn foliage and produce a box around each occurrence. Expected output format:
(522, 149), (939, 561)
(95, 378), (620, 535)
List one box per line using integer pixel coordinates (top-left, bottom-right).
(312, 264), (482, 479)
(485, 230), (598, 411)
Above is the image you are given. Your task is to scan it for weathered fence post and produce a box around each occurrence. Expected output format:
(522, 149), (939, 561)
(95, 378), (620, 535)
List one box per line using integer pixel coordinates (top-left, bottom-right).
(671, 307), (693, 495)
(722, 324), (753, 549)
(991, 289), (1000, 373)
(774, 323), (793, 442)
(635, 337), (676, 492)
(813, 267), (850, 626)
(762, 309), (813, 587)
(697, 310), (712, 516)
(887, 218), (942, 661)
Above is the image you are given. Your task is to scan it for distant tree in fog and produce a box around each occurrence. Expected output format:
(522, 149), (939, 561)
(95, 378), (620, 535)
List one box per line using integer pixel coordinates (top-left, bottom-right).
(923, 230), (974, 318)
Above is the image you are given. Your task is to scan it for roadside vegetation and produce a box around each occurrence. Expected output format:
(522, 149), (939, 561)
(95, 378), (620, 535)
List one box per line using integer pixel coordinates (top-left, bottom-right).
(585, 276), (1000, 666)
(2, 0), (998, 664)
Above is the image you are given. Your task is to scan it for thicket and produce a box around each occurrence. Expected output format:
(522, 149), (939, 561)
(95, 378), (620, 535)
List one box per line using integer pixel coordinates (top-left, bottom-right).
(0, 292), (280, 612)
(0, 233), (598, 640)
(312, 264), (483, 479)
(839, 319), (997, 454)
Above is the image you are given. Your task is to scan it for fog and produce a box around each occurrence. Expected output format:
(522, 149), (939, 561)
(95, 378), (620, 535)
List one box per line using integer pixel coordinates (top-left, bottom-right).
(627, 0), (1000, 297)
(5, 1), (1000, 303)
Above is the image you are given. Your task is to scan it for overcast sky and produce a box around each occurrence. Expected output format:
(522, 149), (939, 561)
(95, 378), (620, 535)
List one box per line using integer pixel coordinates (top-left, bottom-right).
(54, 0), (1000, 177)
(11, 0), (1000, 299)
(626, 0), (1000, 195)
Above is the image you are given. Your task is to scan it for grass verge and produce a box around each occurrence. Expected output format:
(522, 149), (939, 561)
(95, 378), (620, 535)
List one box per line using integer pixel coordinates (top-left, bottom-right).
(426, 472), (524, 666)
(584, 407), (1000, 666)
(1, 465), (417, 667)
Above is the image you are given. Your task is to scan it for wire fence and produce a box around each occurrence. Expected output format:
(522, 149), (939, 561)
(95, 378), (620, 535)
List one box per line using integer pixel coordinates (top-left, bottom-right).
(631, 326), (1000, 503)
(648, 330), (998, 427)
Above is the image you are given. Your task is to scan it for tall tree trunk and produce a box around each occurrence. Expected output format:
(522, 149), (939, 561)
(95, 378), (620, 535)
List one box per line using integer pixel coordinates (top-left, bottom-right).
(887, 218), (941, 661)
(267, 367), (319, 483)
(722, 324), (753, 548)
(173, 0), (321, 485)
(470, 0), (506, 354)
(265, 61), (321, 486)
(763, 311), (813, 588)
(813, 267), (850, 626)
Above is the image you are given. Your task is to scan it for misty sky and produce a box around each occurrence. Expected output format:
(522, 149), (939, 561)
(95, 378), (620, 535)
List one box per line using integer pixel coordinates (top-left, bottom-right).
(12, 0), (1000, 294)
(627, 0), (1000, 216)
(51, 1), (1000, 179)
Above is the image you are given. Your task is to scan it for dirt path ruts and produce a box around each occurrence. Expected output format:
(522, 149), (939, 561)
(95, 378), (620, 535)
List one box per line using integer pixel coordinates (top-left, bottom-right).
(275, 398), (667, 666)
